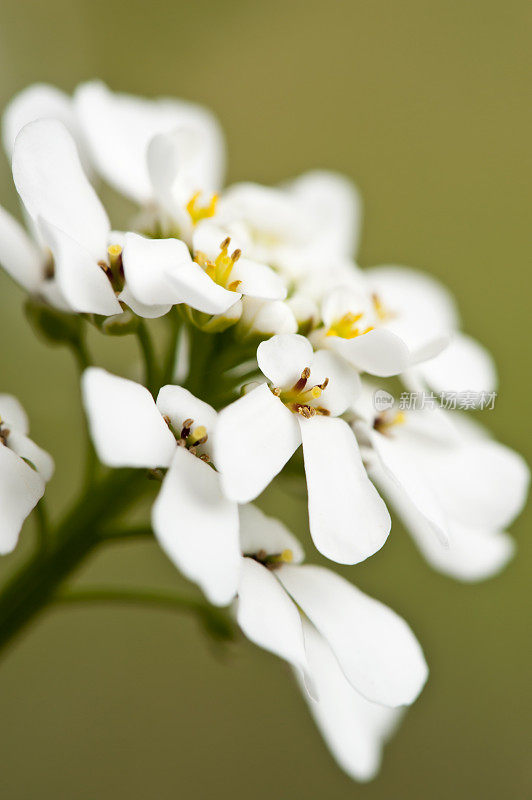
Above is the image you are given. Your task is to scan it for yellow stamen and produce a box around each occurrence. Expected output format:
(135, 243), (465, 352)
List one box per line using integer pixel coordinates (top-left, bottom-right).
(190, 425), (207, 442)
(372, 293), (394, 322)
(194, 237), (241, 291)
(327, 312), (373, 339)
(270, 549), (294, 564)
(186, 191), (218, 226)
(107, 244), (122, 268)
(374, 410), (406, 435)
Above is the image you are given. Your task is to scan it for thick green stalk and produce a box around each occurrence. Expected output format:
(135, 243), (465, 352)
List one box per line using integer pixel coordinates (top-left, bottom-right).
(0, 468), (146, 656)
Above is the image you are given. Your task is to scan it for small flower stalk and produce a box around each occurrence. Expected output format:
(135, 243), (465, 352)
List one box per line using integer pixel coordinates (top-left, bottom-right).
(0, 81), (528, 784)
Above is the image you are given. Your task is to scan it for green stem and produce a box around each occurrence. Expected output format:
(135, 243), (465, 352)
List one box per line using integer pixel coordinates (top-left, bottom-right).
(137, 321), (158, 393)
(98, 525), (154, 542)
(0, 468), (146, 656)
(161, 308), (182, 387)
(55, 586), (236, 642)
(69, 333), (98, 487)
(33, 498), (49, 551)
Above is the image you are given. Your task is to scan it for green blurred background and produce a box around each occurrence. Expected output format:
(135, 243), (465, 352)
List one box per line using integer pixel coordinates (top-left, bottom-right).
(0, 0), (530, 797)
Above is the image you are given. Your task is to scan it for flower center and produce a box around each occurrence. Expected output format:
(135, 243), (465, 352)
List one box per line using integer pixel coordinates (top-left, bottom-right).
(372, 292), (394, 322)
(194, 237), (242, 293)
(247, 548), (294, 570)
(272, 367), (331, 418)
(98, 244), (125, 293)
(164, 416), (211, 463)
(373, 410), (406, 436)
(186, 191), (218, 227)
(326, 312), (374, 339)
(0, 417), (10, 447)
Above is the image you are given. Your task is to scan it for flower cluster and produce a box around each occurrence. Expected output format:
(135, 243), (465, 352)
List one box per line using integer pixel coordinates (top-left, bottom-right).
(0, 81), (528, 783)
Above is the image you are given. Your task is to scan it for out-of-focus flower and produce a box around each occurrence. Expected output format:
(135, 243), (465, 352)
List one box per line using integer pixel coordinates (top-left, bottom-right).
(214, 334), (391, 564)
(366, 266), (497, 393)
(214, 172), (361, 281)
(0, 394), (54, 553)
(74, 81), (225, 243)
(82, 368), (241, 605)
(352, 392), (529, 580)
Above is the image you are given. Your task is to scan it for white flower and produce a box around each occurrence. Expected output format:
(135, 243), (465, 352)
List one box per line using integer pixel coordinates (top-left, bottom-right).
(366, 266), (497, 393)
(311, 284), (411, 377)
(212, 170), (361, 281)
(234, 504), (425, 780)
(120, 224), (287, 324)
(353, 395), (529, 581)
(296, 621), (403, 782)
(9, 119), (122, 316)
(213, 334), (391, 564)
(74, 81), (225, 242)
(2, 82), (92, 175)
(82, 368), (241, 605)
(0, 394), (54, 554)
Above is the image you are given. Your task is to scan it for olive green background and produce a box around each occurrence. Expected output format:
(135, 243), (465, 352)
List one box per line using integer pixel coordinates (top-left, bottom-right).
(0, 0), (530, 797)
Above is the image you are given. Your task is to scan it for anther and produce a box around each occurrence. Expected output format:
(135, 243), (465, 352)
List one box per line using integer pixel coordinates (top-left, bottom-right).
(231, 249), (241, 262)
(220, 237), (231, 251)
(292, 366), (311, 393)
(180, 419), (194, 439)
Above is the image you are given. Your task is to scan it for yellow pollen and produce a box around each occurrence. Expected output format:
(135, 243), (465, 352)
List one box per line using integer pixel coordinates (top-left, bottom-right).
(194, 237), (241, 291)
(374, 410), (406, 435)
(372, 293), (393, 322)
(274, 367), (330, 416)
(191, 425), (207, 442)
(270, 548), (294, 565)
(186, 191), (218, 226)
(327, 311), (373, 339)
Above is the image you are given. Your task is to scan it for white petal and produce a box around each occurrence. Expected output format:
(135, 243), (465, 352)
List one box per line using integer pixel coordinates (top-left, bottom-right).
(6, 432), (54, 482)
(0, 205), (43, 291)
(287, 170), (362, 258)
(409, 510), (514, 582)
(13, 119), (110, 260)
(369, 428), (449, 545)
(39, 218), (121, 316)
(156, 385), (218, 434)
(237, 558), (310, 681)
(230, 257), (287, 300)
(153, 447), (240, 605)
(123, 233), (239, 314)
(82, 368), (176, 468)
(278, 564), (428, 706)
(330, 329), (410, 377)
(118, 285), (172, 319)
(75, 81), (225, 203)
(214, 383), (301, 503)
(296, 621), (402, 782)
(238, 503), (305, 563)
(3, 83), (78, 152)
(321, 283), (373, 330)
(238, 298), (298, 336)
(429, 439), (529, 530)
(0, 445), (44, 554)
(367, 266), (459, 353)
(0, 394), (29, 434)
(257, 333), (314, 387)
(146, 131), (182, 217)
(300, 416), (390, 564)
(417, 332), (497, 394)
(310, 349), (361, 416)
